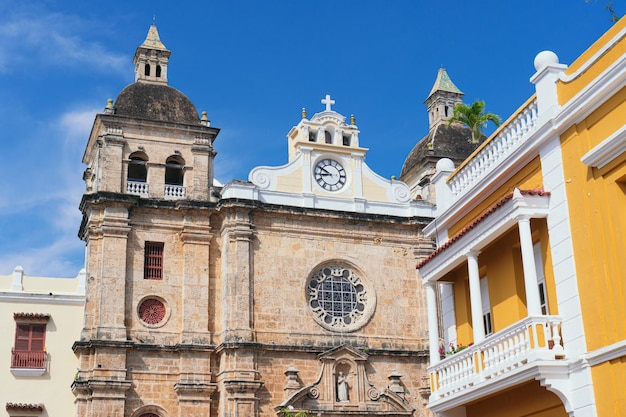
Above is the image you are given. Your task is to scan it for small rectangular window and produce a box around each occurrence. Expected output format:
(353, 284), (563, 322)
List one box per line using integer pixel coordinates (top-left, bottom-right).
(144, 241), (164, 280)
(12, 323), (47, 369)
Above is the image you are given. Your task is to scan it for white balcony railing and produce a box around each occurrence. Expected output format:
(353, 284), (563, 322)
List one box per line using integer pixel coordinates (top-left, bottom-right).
(430, 315), (564, 401)
(164, 184), (186, 199)
(127, 180), (149, 196)
(449, 98), (539, 199)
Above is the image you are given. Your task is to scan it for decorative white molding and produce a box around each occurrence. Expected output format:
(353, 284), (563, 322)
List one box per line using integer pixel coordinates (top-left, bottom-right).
(420, 191), (550, 281)
(0, 292), (85, 305)
(559, 25), (626, 83)
(10, 367), (47, 377)
(582, 339), (626, 366)
(580, 125), (626, 168)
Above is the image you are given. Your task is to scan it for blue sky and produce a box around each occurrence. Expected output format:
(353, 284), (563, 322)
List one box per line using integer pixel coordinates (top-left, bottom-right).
(0, 0), (621, 277)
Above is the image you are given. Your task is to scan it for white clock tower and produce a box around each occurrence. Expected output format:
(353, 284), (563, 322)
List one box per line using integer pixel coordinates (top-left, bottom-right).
(229, 95), (432, 218)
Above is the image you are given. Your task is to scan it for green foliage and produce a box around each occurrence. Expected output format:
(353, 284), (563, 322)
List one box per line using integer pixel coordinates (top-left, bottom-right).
(586, 0), (621, 22)
(447, 100), (501, 144)
(279, 407), (308, 417)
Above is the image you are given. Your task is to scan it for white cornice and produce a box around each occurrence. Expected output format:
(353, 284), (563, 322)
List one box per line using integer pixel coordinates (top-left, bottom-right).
(420, 191), (550, 281)
(580, 124), (626, 168)
(581, 339), (626, 366)
(559, 25), (626, 83)
(0, 292), (85, 305)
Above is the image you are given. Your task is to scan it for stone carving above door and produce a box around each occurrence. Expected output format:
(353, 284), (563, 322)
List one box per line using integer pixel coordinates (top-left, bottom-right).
(277, 345), (414, 416)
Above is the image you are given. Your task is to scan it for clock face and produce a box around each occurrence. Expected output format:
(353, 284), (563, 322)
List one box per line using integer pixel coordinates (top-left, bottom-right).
(314, 158), (346, 191)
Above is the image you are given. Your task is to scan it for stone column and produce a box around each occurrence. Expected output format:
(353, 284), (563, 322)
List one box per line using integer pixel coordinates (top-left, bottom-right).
(180, 212), (212, 344)
(191, 138), (214, 200)
(100, 134), (125, 193)
(96, 205), (131, 341)
(517, 216), (543, 316)
(147, 162), (165, 199)
(175, 349), (216, 417)
(466, 251), (485, 343)
(221, 207), (254, 342)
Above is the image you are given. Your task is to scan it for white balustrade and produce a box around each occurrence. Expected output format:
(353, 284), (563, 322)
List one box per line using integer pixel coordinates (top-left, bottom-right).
(430, 315), (564, 400)
(164, 184), (186, 199)
(127, 181), (149, 196)
(449, 99), (539, 199)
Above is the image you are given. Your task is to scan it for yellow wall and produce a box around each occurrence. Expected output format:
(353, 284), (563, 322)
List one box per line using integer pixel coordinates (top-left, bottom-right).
(557, 17), (626, 104)
(466, 380), (568, 417)
(450, 219), (555, 342)
(560, 87), (626, 350)
(449, 157), (544, 237)
(591, 357), (626, 416)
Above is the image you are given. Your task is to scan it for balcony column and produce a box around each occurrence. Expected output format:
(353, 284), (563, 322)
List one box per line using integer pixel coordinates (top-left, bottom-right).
(517, 216), (543, 316)
(466, 251), (485, 343)
(425, 281), (441, 365)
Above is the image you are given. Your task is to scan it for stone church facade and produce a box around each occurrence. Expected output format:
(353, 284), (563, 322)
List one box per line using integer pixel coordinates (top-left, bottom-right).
(72, 26), (447, 417)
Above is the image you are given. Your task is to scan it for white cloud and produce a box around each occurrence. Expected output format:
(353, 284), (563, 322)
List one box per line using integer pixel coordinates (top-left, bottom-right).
(60, 107), (99, 144)
(0, 234), (84, 278)
(0, 3), (126, 74)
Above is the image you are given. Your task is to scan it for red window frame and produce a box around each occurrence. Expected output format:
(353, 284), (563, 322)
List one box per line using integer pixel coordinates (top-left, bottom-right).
(12, 323), (47, 369)
(144, 241), (164, 280)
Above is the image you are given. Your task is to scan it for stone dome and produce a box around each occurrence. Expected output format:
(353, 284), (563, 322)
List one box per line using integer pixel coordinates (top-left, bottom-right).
(114, 82), (200, 124)
(400, 123), (481, 178)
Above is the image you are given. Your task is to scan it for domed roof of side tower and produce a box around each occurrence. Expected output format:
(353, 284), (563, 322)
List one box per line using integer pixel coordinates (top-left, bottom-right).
(400, 68), (479, 179)
(112, 25), (201, 125)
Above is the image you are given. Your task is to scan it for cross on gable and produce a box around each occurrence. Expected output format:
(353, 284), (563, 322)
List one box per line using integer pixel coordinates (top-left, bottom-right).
(321, 94), (335, 112)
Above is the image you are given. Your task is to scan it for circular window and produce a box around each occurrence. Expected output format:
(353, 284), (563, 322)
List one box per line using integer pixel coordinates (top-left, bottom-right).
(307, 264), (375, 332)
(138, 298), (167, 327)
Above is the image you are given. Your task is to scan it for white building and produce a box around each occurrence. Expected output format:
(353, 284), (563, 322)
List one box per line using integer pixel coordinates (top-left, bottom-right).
(1, 266), (85, 417)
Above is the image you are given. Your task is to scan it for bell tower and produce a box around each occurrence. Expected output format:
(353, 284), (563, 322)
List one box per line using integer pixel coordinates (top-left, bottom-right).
(73, 25), (219, 417)
(133, 25), (171, 84)
(424, 68), (464, 129)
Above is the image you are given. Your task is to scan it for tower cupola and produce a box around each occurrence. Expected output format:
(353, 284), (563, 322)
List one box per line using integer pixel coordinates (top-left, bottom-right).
(133, 25), (171, 84)
(424, 68), (464, 130)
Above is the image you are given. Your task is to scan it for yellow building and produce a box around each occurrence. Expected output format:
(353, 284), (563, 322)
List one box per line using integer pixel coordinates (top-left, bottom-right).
(0, 266), (86, 417)
(418, 17), (626, 417)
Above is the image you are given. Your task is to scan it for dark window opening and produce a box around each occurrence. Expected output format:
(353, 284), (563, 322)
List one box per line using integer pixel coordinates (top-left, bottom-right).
(156, 65), (162, 78)
(309, 131), (316, 142)
(144, 64), (151, 76)
(342, 135), (351, 146)
(324, 131), (332, 144)
(144, 242), (164, 280)
(165, 156), (184, 185)
(128, 155), (148, 182)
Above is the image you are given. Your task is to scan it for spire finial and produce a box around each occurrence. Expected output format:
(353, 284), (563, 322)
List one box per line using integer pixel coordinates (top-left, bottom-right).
(350, 114), (355, 125)
(301, 107), (307, 119)
(153, 15), (156, 26)
(104, 98), (114, 114)
(200, 111), (211, 127)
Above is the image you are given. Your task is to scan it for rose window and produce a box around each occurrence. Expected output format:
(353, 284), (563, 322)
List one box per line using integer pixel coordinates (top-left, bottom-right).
(307, 264), (375, 332)
(138, 298), (166, 326)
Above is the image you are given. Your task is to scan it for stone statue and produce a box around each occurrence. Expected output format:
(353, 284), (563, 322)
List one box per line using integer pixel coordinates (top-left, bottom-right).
(337, 371), (348, 402)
